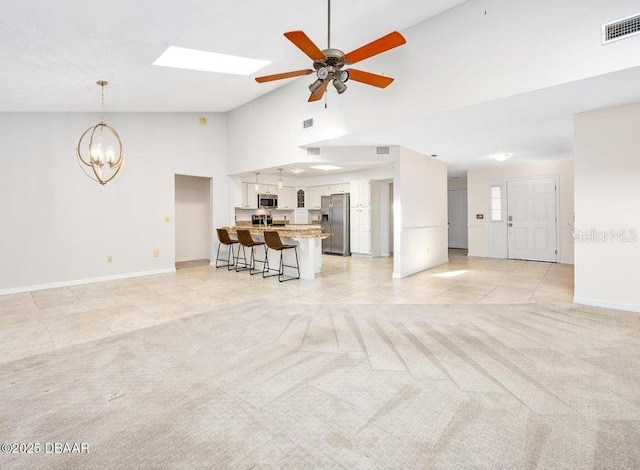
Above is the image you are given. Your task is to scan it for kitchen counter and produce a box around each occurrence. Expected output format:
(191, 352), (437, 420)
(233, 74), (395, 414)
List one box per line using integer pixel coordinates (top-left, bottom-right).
(226, 224), (326, 239)
(225, 225), (327, 280)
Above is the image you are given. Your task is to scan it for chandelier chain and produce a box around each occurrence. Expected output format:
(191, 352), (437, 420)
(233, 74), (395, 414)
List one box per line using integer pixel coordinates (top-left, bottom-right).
(100, 83), (106, 124)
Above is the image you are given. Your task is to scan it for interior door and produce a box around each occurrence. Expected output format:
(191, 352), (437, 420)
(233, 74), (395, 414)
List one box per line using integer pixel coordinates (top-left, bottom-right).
(448, 189), (468, 249)
(507, 177), (557, 262)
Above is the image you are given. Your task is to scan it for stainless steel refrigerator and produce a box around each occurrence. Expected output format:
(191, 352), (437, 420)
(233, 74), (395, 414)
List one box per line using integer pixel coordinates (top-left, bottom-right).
(321, 194), (350, 256)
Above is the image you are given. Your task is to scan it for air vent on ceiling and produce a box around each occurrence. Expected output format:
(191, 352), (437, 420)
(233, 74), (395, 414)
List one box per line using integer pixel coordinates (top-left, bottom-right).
(602, 13), (640, 44)
(376, 146), (390, 155)
(302, 118), (314, 129)
(307, 147), (321, 156)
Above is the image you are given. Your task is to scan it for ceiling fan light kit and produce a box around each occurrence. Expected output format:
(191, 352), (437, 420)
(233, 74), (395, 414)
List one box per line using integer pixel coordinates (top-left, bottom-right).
(255, 0), (406, 102)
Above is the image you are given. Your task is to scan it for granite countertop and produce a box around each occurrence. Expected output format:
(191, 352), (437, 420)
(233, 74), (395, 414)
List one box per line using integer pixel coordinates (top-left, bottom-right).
(226, 225), (327, 238)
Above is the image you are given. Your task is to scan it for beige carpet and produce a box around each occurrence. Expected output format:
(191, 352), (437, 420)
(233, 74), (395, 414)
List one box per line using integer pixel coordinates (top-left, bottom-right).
(2, 301), (640, 469)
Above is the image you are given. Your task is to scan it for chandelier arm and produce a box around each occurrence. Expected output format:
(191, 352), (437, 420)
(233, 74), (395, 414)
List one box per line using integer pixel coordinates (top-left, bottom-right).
(104, 124), (124, 167)
(76, 125), (95, 166)
(97, 158), (125, 185)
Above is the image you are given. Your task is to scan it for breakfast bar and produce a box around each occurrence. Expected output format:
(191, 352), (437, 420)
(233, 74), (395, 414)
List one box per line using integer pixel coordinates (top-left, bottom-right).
(226, 225), (327, 280)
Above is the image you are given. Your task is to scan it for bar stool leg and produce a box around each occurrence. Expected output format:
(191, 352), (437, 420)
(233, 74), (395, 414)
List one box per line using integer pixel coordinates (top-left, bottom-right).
(227, 243), (237, 271)
(277, 247), (300, 282)
(236, 245), (248, 272)
(249, 245), (268, 276)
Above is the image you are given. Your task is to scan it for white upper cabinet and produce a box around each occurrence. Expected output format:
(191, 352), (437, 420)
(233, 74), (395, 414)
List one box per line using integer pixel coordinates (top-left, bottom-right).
(350, 180), (371, 207)
(328, 183), (350, 194)
(306, 186), (324, 210)
(277, 186), (295, 209)
(236, 182), (258, 209)
(259, 184), (277, 195)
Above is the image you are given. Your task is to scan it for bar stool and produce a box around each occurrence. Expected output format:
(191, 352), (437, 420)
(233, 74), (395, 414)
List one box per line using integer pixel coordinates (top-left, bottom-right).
(262, 230), (300, 282)
(215, 228), (239, 270)
(236, 229), (267, 275)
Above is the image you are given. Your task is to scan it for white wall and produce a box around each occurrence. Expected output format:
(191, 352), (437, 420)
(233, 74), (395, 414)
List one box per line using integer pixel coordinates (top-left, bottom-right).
(0, 112), (228, 294)
(372, 179), (393, 257)
(226, 0), (640, 174)
(467, 160), (574, 264)
(393, 148), (448, 278)
(574, 102), (640, 312)
(175, 175), (211, 263)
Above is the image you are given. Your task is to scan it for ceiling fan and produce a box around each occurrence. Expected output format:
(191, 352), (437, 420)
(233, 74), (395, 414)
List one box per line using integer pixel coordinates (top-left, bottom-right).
(254, 0), (406, 102)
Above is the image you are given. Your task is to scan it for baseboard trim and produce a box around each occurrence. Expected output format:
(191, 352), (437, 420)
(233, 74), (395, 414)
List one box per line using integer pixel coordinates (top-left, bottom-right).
(392, 257), (449, 279)
(573, 296), (640, 314)
(0, 268), (177, 296)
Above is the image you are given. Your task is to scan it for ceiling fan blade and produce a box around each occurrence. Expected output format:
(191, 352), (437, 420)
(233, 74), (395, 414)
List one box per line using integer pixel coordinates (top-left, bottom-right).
(308, 80), (328, 102)
(344, 31), (406, 64)
(284, 31), (326, 61)
(347, 69), (394, 88)
(255, 69), (313, 83)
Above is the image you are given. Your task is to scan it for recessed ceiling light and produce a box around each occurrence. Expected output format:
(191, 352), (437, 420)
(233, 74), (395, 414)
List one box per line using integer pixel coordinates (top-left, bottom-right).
(310, 165), (342, 171)
(290, 168), (304, 174)
(153, 46), (270, 75)
(492, 153), (512, 161)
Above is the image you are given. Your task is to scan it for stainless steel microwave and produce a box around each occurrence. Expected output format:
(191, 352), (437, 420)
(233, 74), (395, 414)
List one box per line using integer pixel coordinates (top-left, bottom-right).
(258, 194), (278, 207)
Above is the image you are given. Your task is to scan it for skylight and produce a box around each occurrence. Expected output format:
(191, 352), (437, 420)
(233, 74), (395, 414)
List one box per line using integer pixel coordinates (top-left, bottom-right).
(310, 165), (342, 171)
(153, 46), (270, 76)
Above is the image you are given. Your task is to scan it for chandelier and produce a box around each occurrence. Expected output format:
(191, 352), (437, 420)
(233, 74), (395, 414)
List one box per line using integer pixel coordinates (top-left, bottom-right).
(76, 80), (125, 185)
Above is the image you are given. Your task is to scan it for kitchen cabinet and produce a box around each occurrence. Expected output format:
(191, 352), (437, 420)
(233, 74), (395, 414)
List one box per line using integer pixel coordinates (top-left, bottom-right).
(277, 186), (295, 209)
(306, 186), (324, 210)
(296, 189), (305, 208)
(307, 183), (349, 209)
(350, 207), (371, 255)
(328, 183), (350, 194)
(237, 182), (258, 209)
(293, 209), (308, 224)
(350, 180), (371, 207)
(259, 184), (277, 195)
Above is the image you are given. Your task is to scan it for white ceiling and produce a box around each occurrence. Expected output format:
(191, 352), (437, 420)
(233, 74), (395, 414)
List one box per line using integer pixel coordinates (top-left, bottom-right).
(0, 0), (468, 112)
(315, 64), (640, 177)
(2, 1), (639, 178)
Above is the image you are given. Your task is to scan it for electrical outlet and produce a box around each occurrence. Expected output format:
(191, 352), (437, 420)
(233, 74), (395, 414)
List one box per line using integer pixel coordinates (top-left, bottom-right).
(107, 255), (113, 263)
(153, 249), (160, 258)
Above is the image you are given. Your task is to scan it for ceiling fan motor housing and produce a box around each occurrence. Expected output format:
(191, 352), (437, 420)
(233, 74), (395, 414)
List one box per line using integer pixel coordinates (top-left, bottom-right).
(314, 49), (348, 83)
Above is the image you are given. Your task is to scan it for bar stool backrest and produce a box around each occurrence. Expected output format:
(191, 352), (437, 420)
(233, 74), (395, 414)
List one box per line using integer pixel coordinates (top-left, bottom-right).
(216, 228), (234, 245)
(264, 231), (285, 250)
(236, 229), (255, 246)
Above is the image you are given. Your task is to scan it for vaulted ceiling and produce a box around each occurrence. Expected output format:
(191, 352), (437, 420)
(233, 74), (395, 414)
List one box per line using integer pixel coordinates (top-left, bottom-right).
(0, 0), (467, 112)
(2, 1), (640, 177)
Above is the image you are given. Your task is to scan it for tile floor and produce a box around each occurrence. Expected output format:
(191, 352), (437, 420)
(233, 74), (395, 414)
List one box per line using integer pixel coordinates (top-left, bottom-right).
(0, 250), (573, 365)
(8, 250), (640, 469)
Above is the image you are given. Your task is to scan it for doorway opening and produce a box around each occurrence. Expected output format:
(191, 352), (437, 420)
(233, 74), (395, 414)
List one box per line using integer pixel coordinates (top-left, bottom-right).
(175, 175), (212, 268)
(448, 189), (468, 249)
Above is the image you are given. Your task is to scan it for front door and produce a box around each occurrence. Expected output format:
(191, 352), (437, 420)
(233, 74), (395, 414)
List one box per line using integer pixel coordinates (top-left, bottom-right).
(507, 177), (557, 262)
